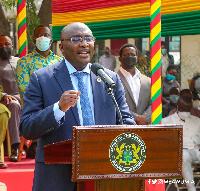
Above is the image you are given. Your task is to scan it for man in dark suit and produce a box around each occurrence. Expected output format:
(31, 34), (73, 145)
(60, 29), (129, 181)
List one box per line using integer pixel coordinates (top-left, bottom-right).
(20, 22), (136, 191)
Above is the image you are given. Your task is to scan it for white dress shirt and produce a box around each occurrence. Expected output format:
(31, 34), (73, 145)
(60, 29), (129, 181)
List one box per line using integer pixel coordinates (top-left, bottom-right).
(162, 112), (200, 149)
(120, 67), (141, 106)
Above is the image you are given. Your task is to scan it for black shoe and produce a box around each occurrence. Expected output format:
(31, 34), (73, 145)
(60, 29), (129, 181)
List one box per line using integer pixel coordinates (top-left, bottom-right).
(0, 161), (8, 169)
(9, 148), (19, 162)
(26, 143), (37, 159)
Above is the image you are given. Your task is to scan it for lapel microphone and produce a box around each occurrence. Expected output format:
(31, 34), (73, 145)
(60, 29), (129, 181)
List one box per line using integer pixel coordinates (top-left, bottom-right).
(91, 63), (117, 89)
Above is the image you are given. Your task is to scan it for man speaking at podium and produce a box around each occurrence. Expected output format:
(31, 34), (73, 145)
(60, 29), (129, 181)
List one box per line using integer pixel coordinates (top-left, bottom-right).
(20, 22), (136, 191)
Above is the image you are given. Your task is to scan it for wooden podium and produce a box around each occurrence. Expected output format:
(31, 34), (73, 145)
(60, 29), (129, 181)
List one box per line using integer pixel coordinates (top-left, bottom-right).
(44, 125), (183, 191)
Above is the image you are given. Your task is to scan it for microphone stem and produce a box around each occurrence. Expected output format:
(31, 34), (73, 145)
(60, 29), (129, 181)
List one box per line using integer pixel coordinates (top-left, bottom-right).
(105, 85), (123, 125)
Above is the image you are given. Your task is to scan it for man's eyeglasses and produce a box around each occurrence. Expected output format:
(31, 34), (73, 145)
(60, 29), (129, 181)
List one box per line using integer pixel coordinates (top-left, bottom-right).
(62, 36), (96, 44)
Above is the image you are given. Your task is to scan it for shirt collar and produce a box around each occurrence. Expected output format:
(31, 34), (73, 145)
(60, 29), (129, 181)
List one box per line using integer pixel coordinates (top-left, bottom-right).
(32, 49), (54, 58)
(64, 58), (90, 75)
(120, 66), (140, 78)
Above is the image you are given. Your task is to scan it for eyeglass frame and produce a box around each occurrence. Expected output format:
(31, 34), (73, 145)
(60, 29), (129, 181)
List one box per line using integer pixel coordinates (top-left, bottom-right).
(61, 36), (96, 44)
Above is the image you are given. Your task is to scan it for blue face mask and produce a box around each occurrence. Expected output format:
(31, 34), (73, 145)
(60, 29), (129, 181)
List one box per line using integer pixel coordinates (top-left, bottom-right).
(170, 95), (179, 103)
(161, 49), (167, 55)
(166, 74), (176, 81)
(36, 36), (51, 51)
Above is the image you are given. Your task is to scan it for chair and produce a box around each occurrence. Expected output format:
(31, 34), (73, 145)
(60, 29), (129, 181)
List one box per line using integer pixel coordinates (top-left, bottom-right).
(166, 161), (200, 191)
(17, 136), (32, 162)
(0, 128), (11, 163)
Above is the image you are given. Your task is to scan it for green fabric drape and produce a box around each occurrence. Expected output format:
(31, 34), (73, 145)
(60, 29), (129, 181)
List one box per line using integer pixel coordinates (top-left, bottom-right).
(52, 10), (200, 41)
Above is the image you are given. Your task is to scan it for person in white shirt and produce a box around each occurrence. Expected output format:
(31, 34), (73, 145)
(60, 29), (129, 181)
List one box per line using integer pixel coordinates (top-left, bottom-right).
(99, 47), (116, 71)
(117, 44), (151, 125)
(162, 96), (200, 191)
(161, 43), (174, 78)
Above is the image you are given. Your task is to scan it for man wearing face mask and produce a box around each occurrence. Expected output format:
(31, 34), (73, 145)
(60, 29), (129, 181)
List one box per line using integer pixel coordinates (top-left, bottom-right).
(168, 89), (200, 119)
(161, 43), (174, 78)
(99, 46), (116, 71)
(162, 96), (200, 191)
(118, 44), (151, 125)
(162, 87), (180, 118)
(16, 25), (62, 158)
(16, 25), (62, 96)
(0, 35), (22, 162)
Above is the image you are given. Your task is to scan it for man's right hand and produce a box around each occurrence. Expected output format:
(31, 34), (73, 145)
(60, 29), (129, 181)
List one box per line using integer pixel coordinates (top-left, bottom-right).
(135, 113), (149, 125)
(59, 90), (81, 112)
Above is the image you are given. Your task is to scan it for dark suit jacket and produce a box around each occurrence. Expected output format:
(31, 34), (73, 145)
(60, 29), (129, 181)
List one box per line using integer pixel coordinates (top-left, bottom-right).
(118, 70), (151, 123)
(20, 60), (135, 163)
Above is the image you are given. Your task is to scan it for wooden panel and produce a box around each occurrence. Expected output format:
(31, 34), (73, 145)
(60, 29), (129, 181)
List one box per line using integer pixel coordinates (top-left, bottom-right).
(44, 139), (72, 164)
(72, 125), (182, 181)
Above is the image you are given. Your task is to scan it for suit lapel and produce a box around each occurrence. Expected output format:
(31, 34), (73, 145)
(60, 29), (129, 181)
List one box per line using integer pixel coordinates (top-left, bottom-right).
(53, 60), (80, 125)
(118, 70), (136, 105)
(138, 74), (145, 107)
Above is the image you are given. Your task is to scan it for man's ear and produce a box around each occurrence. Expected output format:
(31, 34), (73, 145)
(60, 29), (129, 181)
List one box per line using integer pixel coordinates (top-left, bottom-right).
(136, 56), (139, 62)
(59, 42), (64, 53)
(119, 56), (122, 63)
(50, 39), (53, 46)
(33, 38), (36, 45)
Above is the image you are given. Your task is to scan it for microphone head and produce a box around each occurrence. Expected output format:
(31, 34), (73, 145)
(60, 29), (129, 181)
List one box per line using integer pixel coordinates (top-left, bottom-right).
(91, 63), (104, 75)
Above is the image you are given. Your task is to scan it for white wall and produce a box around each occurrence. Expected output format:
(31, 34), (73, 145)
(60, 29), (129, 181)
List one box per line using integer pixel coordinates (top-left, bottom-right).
(181, 35), (200, 89)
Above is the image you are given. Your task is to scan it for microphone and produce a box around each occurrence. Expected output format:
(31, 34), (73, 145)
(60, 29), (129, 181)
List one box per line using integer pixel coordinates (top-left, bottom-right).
(91, 63), (117, 89)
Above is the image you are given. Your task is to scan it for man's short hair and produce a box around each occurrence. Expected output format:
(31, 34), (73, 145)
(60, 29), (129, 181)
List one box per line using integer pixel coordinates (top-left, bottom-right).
(33, 25), (51, 36)
(166, 65), (177, 72)
(169, 87), (180, 95)
(119, 44), (138, 57)
(180, 89), (193, 98)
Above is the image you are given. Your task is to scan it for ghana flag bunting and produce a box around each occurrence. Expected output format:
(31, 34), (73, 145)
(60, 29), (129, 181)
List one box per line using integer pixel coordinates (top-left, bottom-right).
(52, 0), (200, 41)
(51, 0), (200, 190)
(17, 0), (27, 58)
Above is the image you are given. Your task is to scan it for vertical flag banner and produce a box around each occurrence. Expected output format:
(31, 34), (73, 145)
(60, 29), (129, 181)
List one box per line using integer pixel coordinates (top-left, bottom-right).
(150, 0), (162, 125)
(17, 0), (27, 58)
(145, 0), (164, 190)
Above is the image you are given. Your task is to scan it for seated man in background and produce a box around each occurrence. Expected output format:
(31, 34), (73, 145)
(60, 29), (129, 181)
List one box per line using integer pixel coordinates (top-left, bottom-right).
(16, 25), (62, 158)
(169, 89), (200, 118)
(191, 91), (200, 118)
(0, 35), (21, 162)
(162, 87), (180, 118)
(118, 44), (151, 124)
(162, 96), (200, 191)
(0, 86), (11, 169)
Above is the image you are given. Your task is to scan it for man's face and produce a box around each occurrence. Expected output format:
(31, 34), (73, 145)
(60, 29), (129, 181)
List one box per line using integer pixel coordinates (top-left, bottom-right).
(161, 45), (167, 55)
(167, 69), (177, 77)
(33, 26), (52, 44)
(0, 36), (13, 59)
(60, 25), (94, 71)
(104, 47), (110, 55)
(119, 47), (138, 69)
(178, 99), (193, 112)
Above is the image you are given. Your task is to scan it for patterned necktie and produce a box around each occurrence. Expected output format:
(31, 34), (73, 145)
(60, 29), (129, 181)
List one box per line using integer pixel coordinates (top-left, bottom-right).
(73, 71), (94, 126)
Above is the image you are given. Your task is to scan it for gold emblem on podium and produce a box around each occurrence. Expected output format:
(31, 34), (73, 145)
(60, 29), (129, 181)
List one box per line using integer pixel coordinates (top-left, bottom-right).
(109, 133), (146, 173)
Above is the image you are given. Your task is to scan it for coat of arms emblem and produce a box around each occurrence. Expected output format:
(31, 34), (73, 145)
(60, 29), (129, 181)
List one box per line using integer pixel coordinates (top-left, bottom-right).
(109, 133), (146, 173)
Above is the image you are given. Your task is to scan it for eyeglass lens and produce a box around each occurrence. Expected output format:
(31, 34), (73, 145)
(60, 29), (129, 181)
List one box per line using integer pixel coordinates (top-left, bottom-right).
(71, 37), (95, 43)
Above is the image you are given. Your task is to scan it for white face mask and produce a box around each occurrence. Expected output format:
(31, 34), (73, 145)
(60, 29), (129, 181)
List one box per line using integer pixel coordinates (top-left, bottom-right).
(193, 100), (200, 109)
(36, 36), (51, 51)
(178, 111), (190, 121)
